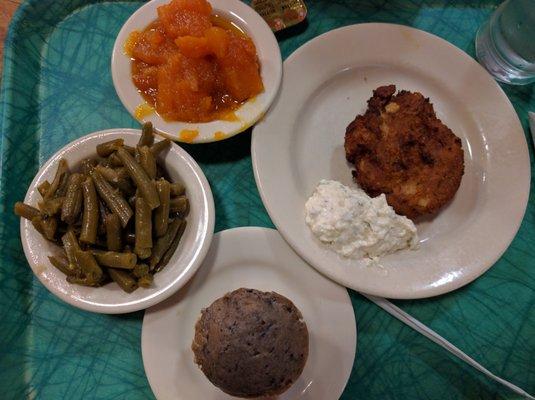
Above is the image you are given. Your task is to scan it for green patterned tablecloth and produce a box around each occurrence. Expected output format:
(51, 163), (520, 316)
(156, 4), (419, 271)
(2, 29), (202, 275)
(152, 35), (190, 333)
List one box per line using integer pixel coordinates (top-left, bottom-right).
(1, 1), (533, 399)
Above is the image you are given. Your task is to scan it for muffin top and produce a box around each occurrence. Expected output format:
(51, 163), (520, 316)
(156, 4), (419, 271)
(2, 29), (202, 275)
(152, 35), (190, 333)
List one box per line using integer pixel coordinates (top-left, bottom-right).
(192, 288), (309, 398)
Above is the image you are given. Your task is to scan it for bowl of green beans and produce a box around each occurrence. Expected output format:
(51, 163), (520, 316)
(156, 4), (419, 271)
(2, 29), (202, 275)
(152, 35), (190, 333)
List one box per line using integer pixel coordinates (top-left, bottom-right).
(16, 125), (215, 313)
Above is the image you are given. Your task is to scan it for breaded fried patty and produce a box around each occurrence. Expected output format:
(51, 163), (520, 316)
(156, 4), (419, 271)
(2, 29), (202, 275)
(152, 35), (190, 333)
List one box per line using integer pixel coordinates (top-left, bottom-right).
(344, 85), (464, 219)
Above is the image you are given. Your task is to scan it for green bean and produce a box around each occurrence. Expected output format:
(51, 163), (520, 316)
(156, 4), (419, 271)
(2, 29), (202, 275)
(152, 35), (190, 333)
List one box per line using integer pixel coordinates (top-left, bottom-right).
(80, 177), (99, 244)
(91, 169), (133, 227)
(149, 218), (182, 269)
(55, 175), (70, 198)
(116, 178), (136, 198)
(90, 250), (137, 269)
(95, 165), (130, 183)
(106, 167), (134, 195)
(58, 225), (81, 237)
(117, 147), (160, 210)
(107, 152), (123, 167)
(38, 180), (51, 197)
(62, 229), (81, 265)
(135, 195), (152, 259)
(108, 268), (138, 293)
(31, 217), (45, 236)
(41, 216), (58, 240)
(169, 182), (185, 197)
(133, 263), (149, 278)
(169, 196), (189, 214)
(154, 179), (170, 237)
(14, 202), (41, 220)
(139, 122), (155, 147)
(38, 197), (64, 216)
(138, 273), (153, 288)
(48, 254), (77, 276)
(150, 139), (171, 156)
(123, 145), (136, 155)
(75, 249), (103, 284)
(45, 158), (69, 200)
(95, 156), (110, 167)
(30, 215), (57, 240)
(138, 146), (157, 180)
(13, 131), (189, 294)
(97, 201), (107, 236)
(95, 165), (117, 182)
(96, 139), (124, 157)
(66, 275), (102, 287)
(114, 167), (129, 180)
(80, 158), (98, 175)
(105, 213), (122, 251)
(61, 173), (84, 224)
(157, 220), (187, 271)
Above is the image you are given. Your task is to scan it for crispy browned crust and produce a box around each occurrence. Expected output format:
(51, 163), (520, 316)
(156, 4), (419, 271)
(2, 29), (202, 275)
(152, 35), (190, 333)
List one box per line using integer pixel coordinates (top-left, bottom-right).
(192, 288), (309, 398)
(344, 85), (464, 219)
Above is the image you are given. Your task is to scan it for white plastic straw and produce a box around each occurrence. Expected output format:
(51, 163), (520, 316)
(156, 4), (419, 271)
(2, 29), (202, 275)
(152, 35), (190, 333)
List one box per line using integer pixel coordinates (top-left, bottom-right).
(529, 112), (534, 147)
(363, 294), (535, 400)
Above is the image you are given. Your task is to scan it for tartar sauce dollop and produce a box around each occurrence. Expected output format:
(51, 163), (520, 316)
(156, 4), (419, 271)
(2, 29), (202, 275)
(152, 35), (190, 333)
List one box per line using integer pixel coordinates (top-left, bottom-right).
(305, 180), (418, 260)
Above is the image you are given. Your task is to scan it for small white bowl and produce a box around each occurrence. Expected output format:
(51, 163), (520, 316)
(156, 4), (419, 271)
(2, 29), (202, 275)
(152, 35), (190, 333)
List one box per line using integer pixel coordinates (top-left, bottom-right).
(20, 129), (215, 314)
(111, 0), (282, 144)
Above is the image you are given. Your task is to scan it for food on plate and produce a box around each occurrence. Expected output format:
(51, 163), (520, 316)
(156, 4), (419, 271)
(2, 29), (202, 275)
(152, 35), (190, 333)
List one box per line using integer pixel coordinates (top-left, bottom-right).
(192, 288), (308, 398)
(305, 180), (418, 260)
(14, 123), (189, 293)
(344, 85), (464, 219)
(126, 0), (264, 123)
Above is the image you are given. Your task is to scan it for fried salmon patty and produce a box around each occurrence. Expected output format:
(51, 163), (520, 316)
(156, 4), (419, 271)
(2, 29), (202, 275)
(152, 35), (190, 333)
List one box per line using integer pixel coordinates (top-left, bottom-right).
(344, 85), (464, 219)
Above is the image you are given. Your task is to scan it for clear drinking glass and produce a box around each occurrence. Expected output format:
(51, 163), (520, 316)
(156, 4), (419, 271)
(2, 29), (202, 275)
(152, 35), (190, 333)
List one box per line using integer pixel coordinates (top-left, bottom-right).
(475, 0), (535, 85)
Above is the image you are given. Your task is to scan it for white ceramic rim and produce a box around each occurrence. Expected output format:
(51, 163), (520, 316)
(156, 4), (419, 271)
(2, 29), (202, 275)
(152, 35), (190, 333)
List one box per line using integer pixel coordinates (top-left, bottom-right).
(20, 128), (215, 313)
(111, 0), (282, 144)
(252, 23), (531, 299)
(142, 227), (357, 400)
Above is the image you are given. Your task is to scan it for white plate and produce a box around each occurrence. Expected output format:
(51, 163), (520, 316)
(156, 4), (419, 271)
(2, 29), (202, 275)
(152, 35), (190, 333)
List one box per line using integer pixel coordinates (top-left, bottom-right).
(21, 129), (215, 313)
(252, 24), (530, 299)
(142, 227), (356, 400)
(111, 0), (282, 144)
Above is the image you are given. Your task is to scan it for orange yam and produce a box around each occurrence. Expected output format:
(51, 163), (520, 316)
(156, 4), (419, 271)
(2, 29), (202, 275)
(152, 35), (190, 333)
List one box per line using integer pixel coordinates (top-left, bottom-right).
(132, 27), (175, 65)
(154, 54), (217, 121)
(157, 0), (212, 38)
(176, 28), (229, 59)
(205, 27), (229, 58)
(124, 30), (141, 56)
(165, 0), (211, 14)
(129, 0), (263, 123)
(218, 33), (263, 101)
(175, 36), (211, 58)
(132, 63), (159, 93)
(149, 30), (165, 46)
(180, 56), (218, 93)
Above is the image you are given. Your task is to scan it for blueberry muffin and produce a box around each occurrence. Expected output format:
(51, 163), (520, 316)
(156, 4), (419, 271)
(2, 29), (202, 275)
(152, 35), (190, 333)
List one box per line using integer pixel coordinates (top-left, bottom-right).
(192, 288), (309, 398)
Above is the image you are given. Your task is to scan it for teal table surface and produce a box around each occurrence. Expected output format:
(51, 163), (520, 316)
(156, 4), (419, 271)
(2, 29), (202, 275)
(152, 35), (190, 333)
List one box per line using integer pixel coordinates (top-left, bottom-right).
(0, 1), (534, 399)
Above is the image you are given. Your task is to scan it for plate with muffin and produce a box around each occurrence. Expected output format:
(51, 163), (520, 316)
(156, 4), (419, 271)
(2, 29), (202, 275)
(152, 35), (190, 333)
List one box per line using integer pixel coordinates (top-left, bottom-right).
(142, 227), (356, 399)
(252, 23), (530, 299)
